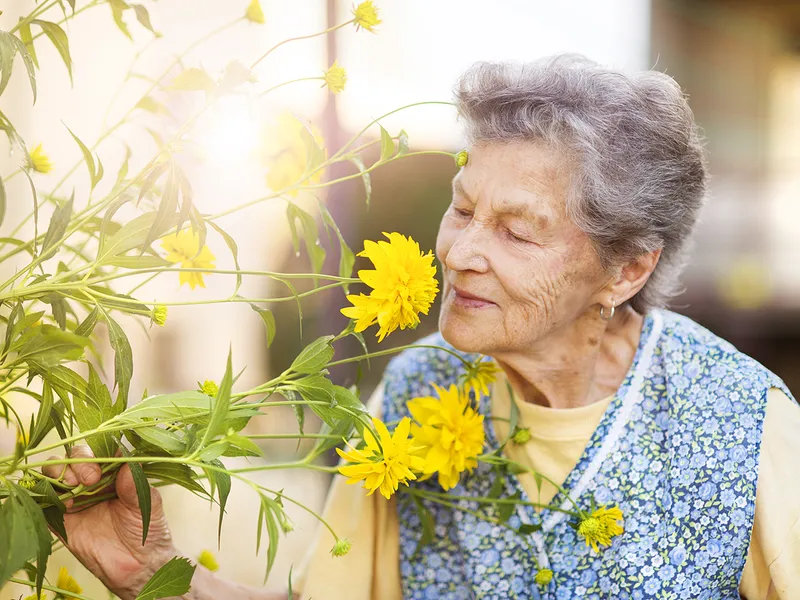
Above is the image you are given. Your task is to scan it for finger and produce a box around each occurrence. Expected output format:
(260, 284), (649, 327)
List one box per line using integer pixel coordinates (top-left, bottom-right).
(69, 444), (102, 486)
(42, 455), (72, 482)
(116, 464), (163, 514)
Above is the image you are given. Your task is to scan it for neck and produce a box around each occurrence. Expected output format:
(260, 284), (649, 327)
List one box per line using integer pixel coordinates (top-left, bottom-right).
(494, 305), (644, 409)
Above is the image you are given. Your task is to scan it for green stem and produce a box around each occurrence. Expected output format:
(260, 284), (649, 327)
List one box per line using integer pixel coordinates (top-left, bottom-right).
(6, 577), (96, 600)
(257, 76), (324, 98)
(326, 343), (472, 370)
(250, 22), (352, 69)
(9, 0), (60, 34)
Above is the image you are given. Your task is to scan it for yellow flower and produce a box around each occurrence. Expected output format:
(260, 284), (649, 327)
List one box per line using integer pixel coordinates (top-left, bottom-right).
(27, 144), (53, 174)
(455, 149), (469, 168)
(56, 567), (83, 599)
(245, 0), (265, 24)
(461, 359), (499, 399)
(577, 505), (624, 552)
(341, 232), (438, 342)
(198, 549), (219, 572)
(261, 112), (325, 195)
(336, 417), (425, 499)
(19, 473), (37, 489)
(323, 61), (347, 95)
(152, 304), (168, 326)
(408, 384), (485, 491)
(352, 1), (382, 32)
(330, 538), (352, 557)
(534, 568), (553, 585)
(161, 228), (216, 289)
(198, 379), (219, 397)
(23, 593), (47, 600)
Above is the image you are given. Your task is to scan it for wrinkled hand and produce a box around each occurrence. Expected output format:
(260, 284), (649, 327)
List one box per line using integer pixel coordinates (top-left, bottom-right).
(43, 446), (176, 599)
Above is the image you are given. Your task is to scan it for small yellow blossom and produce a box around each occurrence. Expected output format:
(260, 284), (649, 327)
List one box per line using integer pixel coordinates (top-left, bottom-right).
(408, 384), (485, 491)
(462, 359), (499, 399)
(56, 567), (83, 600)
(198, 549), (219, 572)
(534, 568), (553, 585)
(161, 228), (216, 289)
(352, 1), (381, 32)
(260, 112), (326, 195)
(330, 538), (352, 557)
(577, 505), (624, 552)
(455, 149), (469, 168)
(511, 427), (532, 445)
(341, 233), (439, 342)
(245, 0), (265, 24)
(19, 473), (37, 489)
(27, 144), (53, 174)
(152, 304), (168, 326)
(198, 379), (219, 397)
(337, 417), (425, 499)
(323, 61), (347, 95)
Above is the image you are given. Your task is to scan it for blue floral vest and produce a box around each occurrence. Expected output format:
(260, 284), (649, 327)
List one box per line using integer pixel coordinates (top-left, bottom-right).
(381, 309), (795, 600)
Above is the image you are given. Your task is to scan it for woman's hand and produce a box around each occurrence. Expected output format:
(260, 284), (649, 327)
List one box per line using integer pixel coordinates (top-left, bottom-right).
(43, 445), (177, 600)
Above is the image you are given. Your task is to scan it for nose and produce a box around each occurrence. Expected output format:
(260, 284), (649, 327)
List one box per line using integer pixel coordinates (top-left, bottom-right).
(444, 221), (490, 274)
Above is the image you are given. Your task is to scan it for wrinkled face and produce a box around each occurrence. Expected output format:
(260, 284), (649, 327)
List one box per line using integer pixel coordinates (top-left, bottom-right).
(436, 140), (613, 355)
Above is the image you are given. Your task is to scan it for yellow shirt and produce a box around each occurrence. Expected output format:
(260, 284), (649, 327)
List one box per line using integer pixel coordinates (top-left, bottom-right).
(299, 378), (800, 600)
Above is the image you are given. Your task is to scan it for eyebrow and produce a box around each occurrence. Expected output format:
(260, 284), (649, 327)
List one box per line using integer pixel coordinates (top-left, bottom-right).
(453, 178), (551, 229)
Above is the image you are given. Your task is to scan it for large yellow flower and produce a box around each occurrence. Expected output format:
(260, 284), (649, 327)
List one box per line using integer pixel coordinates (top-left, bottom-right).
(461, 359), (500, 399)
(161, 228), (216, 289)
(261, 112), (325, 196)
(337, 417), (425, 499)
(577, 505), (624, 552)
(341, 232), (438, 342)
(56, 567), (83, 599)
(408, 384), (485, 491)
(352, 1), (382, 32)
(27, 143), (53, 174)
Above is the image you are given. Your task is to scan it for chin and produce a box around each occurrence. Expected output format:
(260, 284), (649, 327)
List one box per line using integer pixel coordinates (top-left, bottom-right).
(439, 310), (492, 354)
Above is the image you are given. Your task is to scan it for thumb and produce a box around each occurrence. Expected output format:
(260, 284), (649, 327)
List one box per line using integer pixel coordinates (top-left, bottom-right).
(115, 464), (163, 515)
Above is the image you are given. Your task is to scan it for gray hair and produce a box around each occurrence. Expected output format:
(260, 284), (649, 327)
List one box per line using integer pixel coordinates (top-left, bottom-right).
(454, 54), (708, 314)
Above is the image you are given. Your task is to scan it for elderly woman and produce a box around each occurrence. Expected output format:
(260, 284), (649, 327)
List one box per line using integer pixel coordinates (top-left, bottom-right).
(50, 55), (799, 600)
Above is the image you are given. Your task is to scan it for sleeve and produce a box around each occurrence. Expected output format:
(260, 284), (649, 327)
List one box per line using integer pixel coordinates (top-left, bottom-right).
(739, 387), (800, 600)
(296, 385), (403, 600)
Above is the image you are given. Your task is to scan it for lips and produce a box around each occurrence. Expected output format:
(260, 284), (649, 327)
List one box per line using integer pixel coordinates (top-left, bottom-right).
(451, 286), (496, 308)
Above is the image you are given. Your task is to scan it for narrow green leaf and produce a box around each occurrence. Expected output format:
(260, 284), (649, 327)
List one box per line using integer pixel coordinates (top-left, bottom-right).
(32, 20), (72, 84)
(379, 125), (394, 162)
(299, 123), (326, 178)
(9, 33), (36, 102)
(100, 307), (133, 411)
(285, 203), (325, 274)
(98, 211), (177, 264)
(207, 459), (230, 548)
(497, 491), (521, 523)
(8, 483), (52, 596)
(132, 4), (157, 34)
(41, 191), (73, 254)
(250, 304), (276, 348)
(317, 199), (355, 285)
(348, 156), (371, 207)
(0, 33), (17, 97)
(18, 20), (39, 69)
(73, 364), (118, 458)
(207, 220), (241, 295)
(289, 335), (335, 374)
(121, 445), (151, 544)
(412, 496), (435, 555)
(169, 68), (216, 92)
(0, 175), (6, 230)
(201, 347), (233, 446)
(108, 0), (133, 40)
(3, 301), (22, 356)
(141, 462), (209, 499)
(33, 479), (68, 543)
(50, 295), (67, 330)
(65, 125), (97, 189)
(143, 167), (179, 251)
(29, 380), (54, 447)
(75, 306), (100, 337)
(107, 255), (172, 269)
(135, 556), (196, 600)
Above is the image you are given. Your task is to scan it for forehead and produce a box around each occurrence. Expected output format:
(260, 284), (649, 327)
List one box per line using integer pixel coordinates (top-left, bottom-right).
(452, 140), (572, 222)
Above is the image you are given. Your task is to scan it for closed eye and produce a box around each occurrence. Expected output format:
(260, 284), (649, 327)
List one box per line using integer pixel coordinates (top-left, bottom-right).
(453, 207), (473, 218)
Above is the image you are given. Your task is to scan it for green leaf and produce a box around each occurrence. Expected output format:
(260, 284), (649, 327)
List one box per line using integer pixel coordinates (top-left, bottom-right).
(75, 306), (100, 337)
(292, 375), (366, 429)
(250, 304), (276, 348)
(200, 347), (233, 447)
(73, 364), (118, 458)
(169, 67), (216, 93)
(141, 462), (209, 499)
(0, 32), (17, 97)
(120, 391), (216, 423)
(206, 459), (230, 548)
(16, 325), (89, 370)
(0, 486), (39, 584)
(207, 220), (241, 295)
(497, 491), (521, 523)
(41, 191), (73, 254)
(379, 125), (394, 162)
(397, 129), (410, 155)
(135, 556), (196, 600)
(299, 123), (326, 178)
(285, 203), (325, 275)
(412, 496), (435, 555)
(65, 125), (101, 189)
(121, 445), (151, 544)
(29, 380), (54, 447)
(8, 32), (36, 102)
(317, 199), (355, 285)
(132, 4), (157, 34)
(3, 302), (22, 357)
(221, 432), (263, 458)
(257, 495), (281, 581)
(45, 293), (67, 330)
(135, 95), (170, 114)
(348, 155), (372, 207)
(7, 483), (53, 596)
(129, 426), (186, 455)
(100, 307), (133, 410)
(518, 523), (542, 535)
(33, 479), (67, 544)
(107, 254), (172, 269)
(144, 165), (179, 251)
(108, 0), (133, 40)
(32, 20), (72, 84)
(290, 335), (334, 374)
(97, 211), (177, 264)
(18, 19), (39, 69)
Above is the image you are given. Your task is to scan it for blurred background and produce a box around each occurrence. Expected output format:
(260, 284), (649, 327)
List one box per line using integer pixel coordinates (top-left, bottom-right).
(0, 0), (798, 596)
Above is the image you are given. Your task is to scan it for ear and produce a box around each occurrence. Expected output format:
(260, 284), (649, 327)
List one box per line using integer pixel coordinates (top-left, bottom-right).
(605, 248), (663, 306)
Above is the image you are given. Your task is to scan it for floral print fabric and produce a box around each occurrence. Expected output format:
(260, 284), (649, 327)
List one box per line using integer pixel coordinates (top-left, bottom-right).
(382, 309), (794, 599)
